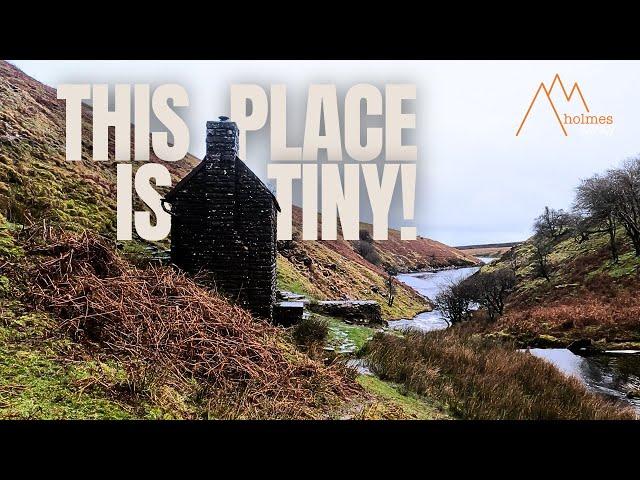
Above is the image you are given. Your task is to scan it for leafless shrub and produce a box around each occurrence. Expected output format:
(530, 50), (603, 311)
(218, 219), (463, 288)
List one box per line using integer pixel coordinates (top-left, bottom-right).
(463, 268), (517, 320)
(533, 206), (574, 240)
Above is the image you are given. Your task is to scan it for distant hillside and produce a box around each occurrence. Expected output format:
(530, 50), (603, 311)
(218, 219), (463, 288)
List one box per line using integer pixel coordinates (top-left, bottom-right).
(483, 229), (640, 349)
(456, 242), (520, 258)
(456, 242), (521, 250)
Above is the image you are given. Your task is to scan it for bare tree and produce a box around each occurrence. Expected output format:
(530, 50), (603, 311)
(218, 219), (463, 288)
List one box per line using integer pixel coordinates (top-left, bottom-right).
(532, 236), (552, 281)
(433, 282), (473, 325)
(463, 269), (517, 320)
(574, 173), (619, 262)
(383, 266), (398, 307)
(608, 158), (640, 257)
(385, 273), (396, 307)
(434, 269), (517, 324)
(533, 206), (573, 240)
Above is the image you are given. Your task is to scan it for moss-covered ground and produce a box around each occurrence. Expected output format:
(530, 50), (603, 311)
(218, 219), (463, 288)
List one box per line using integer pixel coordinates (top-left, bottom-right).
(356, 375), (452, 419)
(0, 302), (134, 419)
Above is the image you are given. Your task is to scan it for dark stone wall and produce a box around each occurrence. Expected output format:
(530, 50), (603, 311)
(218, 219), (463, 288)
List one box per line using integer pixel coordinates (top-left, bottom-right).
(234, 161), (277, 319)
(169, 119), (277, 320)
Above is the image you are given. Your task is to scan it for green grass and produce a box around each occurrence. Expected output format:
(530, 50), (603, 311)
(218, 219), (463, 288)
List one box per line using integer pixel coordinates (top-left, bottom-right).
(486, 226), (640, 294)
(276, 255), (322, 298)
(325, 316), (376, 353)
(0, 215), (24, 258)
(590, 250), (640, 278)
(356, 375), (450, 419)
(0, 305), (133, 419)
(0, 301), (205, 420)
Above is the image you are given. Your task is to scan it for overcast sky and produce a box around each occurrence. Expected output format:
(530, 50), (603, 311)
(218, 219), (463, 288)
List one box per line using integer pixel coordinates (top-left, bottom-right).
(10, 60), (640, 246)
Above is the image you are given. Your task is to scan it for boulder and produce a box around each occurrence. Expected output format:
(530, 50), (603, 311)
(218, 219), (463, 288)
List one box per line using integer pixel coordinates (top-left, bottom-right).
(308, 300), (384, 326)
(567, 338), (598, 355)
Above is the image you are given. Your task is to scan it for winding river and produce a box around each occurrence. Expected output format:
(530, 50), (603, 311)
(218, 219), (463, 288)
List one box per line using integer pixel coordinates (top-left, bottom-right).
(389, 258), (491, 332)
(390, 257), (640, 414)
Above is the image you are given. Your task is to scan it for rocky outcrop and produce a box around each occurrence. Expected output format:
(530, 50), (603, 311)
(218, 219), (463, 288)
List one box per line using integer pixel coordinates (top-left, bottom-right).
(308, 300), (384, 326)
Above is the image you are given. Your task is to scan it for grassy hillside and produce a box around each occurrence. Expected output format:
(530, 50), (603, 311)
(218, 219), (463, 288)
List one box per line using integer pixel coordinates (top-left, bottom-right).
(278, 236), (428, 320)
(0, 213), (449, 420)
(0, 61), (199, 234)
(0, 219), (364, 419)
(278, 206), (479, 319)
(483, 228), (640, 349)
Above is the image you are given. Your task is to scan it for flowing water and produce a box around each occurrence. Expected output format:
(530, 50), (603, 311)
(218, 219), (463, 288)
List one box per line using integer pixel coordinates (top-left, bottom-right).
(388, 256), (493, 332)
(389, 256), (640, 413)
(527, 348), (640, 413)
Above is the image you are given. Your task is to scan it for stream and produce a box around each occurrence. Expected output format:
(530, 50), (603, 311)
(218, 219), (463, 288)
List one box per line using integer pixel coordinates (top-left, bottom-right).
(390, 257), (640, 414)
(388, 257), (493, 332)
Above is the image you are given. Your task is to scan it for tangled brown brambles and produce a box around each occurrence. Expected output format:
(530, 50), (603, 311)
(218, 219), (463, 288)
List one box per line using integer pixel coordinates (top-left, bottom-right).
(20, 228), (359, 419)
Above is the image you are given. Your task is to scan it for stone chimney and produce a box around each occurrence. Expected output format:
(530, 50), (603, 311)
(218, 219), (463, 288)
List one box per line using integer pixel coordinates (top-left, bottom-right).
(206, 116), (239, 173)
(202, 117), (239, 228)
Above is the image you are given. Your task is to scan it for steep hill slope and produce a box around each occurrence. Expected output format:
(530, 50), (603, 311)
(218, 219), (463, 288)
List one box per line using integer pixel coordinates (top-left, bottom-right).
(0, 62), (368, 419)
(0, 60), (474, 418)
(0, 60), (477, 320)
(483, 229), (640, 349)
(0, 60), (199, 233)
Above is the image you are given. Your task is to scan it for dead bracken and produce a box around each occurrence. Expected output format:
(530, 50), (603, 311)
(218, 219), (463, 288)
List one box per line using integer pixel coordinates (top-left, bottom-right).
(18, 226), (359, 419)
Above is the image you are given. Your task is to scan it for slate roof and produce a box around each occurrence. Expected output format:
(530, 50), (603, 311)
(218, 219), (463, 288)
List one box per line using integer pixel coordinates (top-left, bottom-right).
(164, 156), (281, 212)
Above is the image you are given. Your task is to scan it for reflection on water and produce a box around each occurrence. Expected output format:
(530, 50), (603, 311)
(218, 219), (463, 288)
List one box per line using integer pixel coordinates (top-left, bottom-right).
(387, 256), (640, 414)
(527, 349), (640, 413)
(388, 257), (494, 332)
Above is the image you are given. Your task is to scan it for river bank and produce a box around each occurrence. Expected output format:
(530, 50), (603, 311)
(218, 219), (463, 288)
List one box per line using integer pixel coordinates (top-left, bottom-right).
(355, 257), (640, 417)
(363, 327), (634, 419)
(388, 259), (490, 331)
(480, 229), (640, 350)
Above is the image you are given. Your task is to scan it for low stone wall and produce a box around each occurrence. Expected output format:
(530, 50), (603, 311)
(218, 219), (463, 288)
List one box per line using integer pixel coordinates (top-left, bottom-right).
(307, 300), (384, 326)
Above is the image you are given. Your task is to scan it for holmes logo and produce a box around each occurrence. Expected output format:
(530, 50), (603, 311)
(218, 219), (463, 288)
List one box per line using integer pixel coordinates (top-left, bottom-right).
(516, 74), (614, 136)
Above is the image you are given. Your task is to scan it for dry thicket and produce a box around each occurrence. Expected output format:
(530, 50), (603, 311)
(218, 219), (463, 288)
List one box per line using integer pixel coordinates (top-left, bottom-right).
(17, 227), (359, 418)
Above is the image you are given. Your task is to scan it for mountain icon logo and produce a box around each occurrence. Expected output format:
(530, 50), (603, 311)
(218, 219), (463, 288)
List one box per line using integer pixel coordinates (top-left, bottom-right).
(515, 74), (612, 137)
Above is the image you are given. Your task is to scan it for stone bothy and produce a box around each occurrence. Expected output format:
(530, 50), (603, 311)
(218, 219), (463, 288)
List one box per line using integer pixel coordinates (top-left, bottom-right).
(163, 117), (280, 320)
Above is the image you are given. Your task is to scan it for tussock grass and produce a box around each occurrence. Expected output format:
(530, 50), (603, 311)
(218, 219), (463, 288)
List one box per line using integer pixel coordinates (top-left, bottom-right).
(364, 328), (635, 420)
(292, 316), (329, 357)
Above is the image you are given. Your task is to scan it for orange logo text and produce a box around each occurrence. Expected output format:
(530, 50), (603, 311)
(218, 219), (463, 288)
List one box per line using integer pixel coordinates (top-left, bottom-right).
(516, 74), (613, 136)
